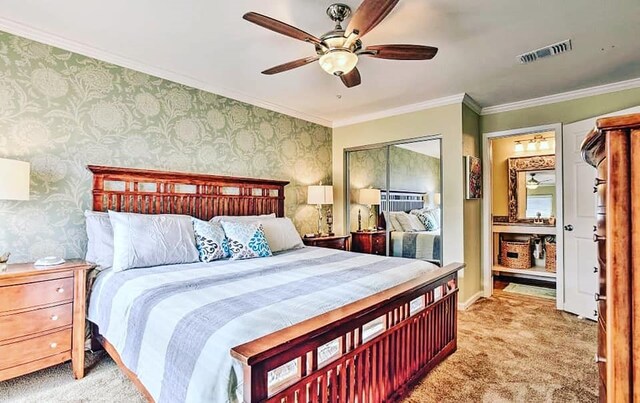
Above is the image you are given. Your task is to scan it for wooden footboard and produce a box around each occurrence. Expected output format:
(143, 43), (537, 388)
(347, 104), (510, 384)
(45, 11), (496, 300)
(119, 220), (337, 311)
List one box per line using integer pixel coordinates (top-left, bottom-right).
(231, 262), (464, 403)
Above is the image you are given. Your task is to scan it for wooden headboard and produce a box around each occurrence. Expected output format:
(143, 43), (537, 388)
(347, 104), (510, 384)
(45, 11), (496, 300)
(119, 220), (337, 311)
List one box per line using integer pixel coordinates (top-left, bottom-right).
(88, 165), (289, 219)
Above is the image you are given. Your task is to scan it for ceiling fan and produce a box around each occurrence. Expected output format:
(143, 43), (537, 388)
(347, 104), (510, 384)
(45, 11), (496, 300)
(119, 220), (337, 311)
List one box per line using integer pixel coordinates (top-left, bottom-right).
(243, 1), (438, 88)
(526, 173), (554, 190)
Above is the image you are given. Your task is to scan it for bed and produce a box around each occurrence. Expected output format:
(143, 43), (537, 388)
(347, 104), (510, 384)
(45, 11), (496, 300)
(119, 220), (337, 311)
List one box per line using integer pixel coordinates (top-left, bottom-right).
(390, 230), (441, 263)
(86, 165), (463, 403)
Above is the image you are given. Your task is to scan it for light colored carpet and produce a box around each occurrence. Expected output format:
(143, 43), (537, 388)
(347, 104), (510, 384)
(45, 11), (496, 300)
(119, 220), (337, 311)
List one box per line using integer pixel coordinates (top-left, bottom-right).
(1, 293), (596, 402)
(503, 283), (557, 300)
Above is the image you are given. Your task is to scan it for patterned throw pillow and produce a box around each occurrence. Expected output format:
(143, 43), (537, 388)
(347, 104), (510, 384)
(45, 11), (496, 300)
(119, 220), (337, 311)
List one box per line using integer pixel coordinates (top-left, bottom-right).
(221, 221), (272, 260)
(192, 218), (229, 262)
(412, 209), (439, 231)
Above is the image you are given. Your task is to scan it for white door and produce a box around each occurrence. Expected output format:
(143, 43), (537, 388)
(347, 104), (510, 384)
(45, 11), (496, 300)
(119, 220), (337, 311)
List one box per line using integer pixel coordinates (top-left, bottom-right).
(563, 106), (640, 319)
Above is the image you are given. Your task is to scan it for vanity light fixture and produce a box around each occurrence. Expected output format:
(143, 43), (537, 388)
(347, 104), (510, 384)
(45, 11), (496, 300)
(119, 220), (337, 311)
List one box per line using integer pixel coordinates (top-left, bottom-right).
(514, 141), (525, 152)
(539, 138), (550, 150)
(526, 140), (537, 151)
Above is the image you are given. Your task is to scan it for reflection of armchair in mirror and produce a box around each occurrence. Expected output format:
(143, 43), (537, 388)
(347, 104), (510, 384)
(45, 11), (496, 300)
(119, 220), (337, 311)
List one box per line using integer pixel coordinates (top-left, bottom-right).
(507, 155), (555, 223)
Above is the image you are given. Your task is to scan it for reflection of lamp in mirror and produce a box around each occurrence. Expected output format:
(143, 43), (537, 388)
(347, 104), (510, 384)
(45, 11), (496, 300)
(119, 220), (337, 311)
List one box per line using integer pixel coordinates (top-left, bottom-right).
(0, 158), (30, 271)
(307, 184), (333, 237)
(359, 188), (380, 231)
(434, 192), (441, 206)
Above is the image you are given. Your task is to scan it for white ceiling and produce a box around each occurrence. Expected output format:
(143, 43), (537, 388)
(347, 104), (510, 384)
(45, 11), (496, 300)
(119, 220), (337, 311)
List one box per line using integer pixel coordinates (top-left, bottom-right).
(0, 0), (639, 127)
(394, 140), (440, 158)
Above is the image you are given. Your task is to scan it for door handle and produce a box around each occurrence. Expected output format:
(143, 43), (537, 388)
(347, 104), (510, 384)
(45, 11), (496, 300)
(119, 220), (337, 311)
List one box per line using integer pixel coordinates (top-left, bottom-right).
(564, 224), (574, 231)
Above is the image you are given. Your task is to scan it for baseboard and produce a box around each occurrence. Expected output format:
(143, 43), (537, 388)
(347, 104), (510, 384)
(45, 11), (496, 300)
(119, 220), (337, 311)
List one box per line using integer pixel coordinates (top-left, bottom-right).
(457, 291), (483, 310)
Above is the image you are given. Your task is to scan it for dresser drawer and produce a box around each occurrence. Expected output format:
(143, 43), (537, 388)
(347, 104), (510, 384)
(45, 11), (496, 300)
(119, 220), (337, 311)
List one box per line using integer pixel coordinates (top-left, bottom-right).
(0, 303), (73, 342)
(0, 276), (73, 313)
(372, 234), (386, 255)
(0, 328), (71, 370)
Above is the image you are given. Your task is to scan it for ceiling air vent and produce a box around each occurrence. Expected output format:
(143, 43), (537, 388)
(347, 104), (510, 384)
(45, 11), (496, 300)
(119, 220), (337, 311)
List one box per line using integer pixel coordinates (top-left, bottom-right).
(518, 39), (572, 64)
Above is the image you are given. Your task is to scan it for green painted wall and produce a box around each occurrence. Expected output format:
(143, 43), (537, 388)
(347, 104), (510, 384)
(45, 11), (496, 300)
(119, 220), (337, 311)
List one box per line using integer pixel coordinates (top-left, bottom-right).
(481, 87), (640, 133)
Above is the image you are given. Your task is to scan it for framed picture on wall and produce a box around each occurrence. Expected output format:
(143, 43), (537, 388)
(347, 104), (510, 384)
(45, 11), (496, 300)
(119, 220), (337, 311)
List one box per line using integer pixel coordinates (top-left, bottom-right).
(465, 155), (482, 199)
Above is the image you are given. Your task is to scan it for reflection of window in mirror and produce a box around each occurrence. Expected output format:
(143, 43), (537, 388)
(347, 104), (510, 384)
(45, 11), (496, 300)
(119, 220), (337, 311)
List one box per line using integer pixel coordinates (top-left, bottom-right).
(521, 171), (556, 218)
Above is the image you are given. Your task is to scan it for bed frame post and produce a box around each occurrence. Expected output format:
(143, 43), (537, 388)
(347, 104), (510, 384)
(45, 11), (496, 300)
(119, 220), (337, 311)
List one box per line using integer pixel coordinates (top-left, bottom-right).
(243, 362), (268, 403)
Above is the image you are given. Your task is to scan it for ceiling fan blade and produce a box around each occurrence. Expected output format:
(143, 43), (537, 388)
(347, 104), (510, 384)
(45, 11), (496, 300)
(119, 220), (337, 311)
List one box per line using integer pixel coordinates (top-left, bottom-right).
(364, 44), (438, 60)
(243, 12), (322, 46)
(340, 68), (361, 88)
(346, 0), (400, 37)
(261, 56), (320, 75)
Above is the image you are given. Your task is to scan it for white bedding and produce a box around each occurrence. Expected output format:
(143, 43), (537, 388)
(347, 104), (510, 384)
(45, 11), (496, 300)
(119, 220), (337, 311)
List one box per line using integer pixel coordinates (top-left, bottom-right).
(390, 230), (441, 262)
(87, 246), (441, 402)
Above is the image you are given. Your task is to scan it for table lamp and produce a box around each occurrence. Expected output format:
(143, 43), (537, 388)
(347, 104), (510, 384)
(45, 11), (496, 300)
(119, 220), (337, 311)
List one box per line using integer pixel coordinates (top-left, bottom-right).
(307, 184), (333, 237)
(358, 188), (380, 231)
(0, 158), (30, 269)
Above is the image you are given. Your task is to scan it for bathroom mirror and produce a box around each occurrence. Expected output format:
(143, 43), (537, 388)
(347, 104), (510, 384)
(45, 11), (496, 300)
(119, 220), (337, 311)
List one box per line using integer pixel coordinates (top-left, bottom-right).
(507, 155), (555, 222)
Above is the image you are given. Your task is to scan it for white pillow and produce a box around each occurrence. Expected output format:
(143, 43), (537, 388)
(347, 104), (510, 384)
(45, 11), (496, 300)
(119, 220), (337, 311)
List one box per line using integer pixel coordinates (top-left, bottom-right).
(259, 218), (304, 252)
(84, 211), (114, 269)
(407, 214), (427, 231)
(109, 211), (199, 272)
(385, 211), (403, 232)
(209, 213), (275, 223)
(395, 212), (421, 232)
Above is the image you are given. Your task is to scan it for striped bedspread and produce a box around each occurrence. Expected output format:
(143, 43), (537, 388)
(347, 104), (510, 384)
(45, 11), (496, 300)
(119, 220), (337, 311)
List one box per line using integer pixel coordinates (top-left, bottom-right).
(87, 246), (440, 403)
(390, 230), (441, 262)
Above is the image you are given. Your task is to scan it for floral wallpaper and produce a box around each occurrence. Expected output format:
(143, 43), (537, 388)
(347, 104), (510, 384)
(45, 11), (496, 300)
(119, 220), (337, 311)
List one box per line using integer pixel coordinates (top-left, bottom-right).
(347, 144), (441, 231)
(0, 31), (332, 263)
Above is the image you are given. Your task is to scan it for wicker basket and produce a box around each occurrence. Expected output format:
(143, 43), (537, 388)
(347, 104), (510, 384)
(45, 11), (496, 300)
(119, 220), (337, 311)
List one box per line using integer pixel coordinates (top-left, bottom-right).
(500, 238), (532, 269)
(545, 238), (557, 273)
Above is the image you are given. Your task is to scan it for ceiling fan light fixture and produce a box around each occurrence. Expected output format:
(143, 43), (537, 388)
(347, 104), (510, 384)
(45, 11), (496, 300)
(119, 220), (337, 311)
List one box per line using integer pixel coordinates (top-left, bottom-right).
(319, 49), (358, 76)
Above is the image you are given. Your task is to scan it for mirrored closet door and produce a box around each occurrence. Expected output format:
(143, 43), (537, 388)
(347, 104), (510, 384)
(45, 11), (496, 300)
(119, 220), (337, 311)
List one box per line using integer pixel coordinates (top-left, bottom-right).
(346, 138), (442, 266)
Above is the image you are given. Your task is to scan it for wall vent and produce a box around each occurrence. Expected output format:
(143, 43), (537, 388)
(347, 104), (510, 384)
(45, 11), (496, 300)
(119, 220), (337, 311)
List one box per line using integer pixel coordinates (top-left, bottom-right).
(518, 39), (572, 64)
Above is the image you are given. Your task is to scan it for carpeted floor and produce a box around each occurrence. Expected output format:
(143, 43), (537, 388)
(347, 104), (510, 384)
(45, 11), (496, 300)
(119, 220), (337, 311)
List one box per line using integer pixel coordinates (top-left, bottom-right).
(0, 292), (597, 402)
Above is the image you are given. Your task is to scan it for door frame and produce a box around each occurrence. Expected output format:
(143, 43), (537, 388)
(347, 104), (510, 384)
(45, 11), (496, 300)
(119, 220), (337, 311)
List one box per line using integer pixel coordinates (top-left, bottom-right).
(481, 123), (564, 310)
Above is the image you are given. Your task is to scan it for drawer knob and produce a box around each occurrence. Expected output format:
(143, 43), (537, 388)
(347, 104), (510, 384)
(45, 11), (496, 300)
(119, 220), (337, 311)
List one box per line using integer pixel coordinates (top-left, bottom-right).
(50, 342), (58, 349)
(594, 354), (606, 364)
(594, 178), (606, 186)
(593, 234), (605, 242)
(595, 293), (607, 302)
(50, 314), (59, 321)
(56, 287), (64, 294)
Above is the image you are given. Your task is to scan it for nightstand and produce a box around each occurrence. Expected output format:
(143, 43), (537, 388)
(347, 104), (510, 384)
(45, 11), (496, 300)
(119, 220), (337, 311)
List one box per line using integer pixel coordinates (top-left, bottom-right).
(302, 235), (350, 251)
(351, 230), (386, 255)
(0, 260), (93, 381)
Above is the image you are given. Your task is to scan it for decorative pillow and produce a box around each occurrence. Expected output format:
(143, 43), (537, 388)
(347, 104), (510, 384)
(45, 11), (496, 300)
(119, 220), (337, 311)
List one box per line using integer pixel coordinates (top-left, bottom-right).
(412, 209), (439, 231)
(192, 218), (230, 262)
(209, 213), (276, 224)
(221, 221), (272, 260)
(84, 211), (114, 269)
(259, 218), (304, 253)
(394, 212), (420, 232)
(407, 214), (427, 231)
(109, 211), (200, 272)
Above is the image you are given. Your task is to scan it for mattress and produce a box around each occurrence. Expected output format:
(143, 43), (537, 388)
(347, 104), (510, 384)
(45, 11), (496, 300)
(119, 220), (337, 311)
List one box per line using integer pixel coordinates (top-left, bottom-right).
(87, 246), (440, 403)
(390, 230), (441, 262)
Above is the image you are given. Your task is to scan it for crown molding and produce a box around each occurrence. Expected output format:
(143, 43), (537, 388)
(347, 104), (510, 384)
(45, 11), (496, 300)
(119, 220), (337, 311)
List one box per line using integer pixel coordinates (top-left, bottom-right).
(0, 18), (333, 127)
(462, 94), (482, 115)
(332, 93), (469, 128)
(481, 77), (640, 115)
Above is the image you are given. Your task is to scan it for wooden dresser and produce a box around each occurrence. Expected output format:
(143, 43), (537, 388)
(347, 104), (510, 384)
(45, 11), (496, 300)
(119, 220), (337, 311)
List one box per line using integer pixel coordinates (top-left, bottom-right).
(0, 260), (93, 381)
(351, 230), (386, 255)
(581, 112), (640, 402)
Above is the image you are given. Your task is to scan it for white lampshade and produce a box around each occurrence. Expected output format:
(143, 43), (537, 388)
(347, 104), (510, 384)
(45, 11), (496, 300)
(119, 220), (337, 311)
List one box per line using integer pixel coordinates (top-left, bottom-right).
(434, 193), (441, 205)
(307, 185), (333, 205)
(359, 188), (381, 205)
(0, 158), (30, 201)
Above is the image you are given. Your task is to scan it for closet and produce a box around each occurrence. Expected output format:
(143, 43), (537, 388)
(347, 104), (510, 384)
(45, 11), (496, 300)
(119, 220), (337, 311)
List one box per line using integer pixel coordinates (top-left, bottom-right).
(581, 112), (639, 402)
